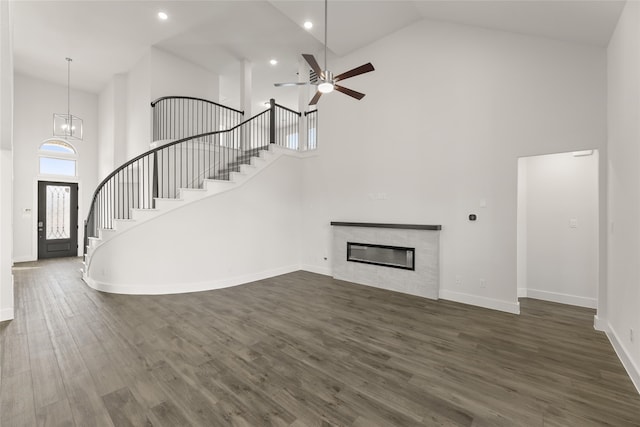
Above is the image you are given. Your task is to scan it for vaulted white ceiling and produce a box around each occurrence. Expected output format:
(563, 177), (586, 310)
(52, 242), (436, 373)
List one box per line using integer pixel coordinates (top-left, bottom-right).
(12, 0), (625, 104)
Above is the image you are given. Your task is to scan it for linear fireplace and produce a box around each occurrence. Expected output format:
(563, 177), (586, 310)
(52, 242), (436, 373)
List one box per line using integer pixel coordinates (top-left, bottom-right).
(347, 242), (415, 270)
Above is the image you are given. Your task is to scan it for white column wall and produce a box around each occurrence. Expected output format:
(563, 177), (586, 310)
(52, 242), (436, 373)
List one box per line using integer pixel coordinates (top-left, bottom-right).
(0, 150), (13, 322)
(126, 53), (151, 159)
(0, 0), (14, 321)
(605, 0), (640, 391)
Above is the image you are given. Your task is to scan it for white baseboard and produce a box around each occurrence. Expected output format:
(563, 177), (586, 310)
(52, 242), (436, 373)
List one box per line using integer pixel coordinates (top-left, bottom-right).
(0, 307), (14, 322)
(594, 314), (607, 332)
(13, 255), (36, 263)
(522, 288), (597, 308)
(517, 288), (527, 298)
(83, 264), (301, 295)
(606, 323), (640, 395)
(300, 264), (331, 276)
(439, 289), (520, 314)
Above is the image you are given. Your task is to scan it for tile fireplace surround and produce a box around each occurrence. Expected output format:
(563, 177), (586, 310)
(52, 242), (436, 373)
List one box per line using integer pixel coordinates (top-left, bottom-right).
(331, 222), (441, 299)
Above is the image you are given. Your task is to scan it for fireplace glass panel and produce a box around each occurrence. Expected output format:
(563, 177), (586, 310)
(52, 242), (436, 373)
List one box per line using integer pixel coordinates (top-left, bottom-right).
(347, 242), (415, 270)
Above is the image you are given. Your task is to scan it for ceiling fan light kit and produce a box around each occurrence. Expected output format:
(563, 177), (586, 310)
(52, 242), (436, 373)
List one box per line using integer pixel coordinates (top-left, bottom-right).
(274, 0), (374, 105)
(317, 70), (334, 93)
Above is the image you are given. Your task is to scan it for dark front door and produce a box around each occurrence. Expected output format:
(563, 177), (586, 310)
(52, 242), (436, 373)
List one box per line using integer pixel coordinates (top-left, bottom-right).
(38, 181), (79, 259)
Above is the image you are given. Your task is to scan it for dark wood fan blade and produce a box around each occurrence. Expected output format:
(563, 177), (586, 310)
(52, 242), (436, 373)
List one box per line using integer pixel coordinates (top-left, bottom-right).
(309, 91), (323, 105)
(274, 82), (309, 87)
(334, 63), (374, 82)
(334, 85), (365, 100)
(302, 54), (323, 78)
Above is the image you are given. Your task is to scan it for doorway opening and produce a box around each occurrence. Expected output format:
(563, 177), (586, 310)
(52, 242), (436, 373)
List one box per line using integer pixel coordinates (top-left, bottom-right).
(517, 150), (599, 308)
(37, 181), (79, 259)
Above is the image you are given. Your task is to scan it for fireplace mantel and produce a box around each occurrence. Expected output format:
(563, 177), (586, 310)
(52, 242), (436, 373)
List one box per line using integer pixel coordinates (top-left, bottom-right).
(330, 222), (441, 231)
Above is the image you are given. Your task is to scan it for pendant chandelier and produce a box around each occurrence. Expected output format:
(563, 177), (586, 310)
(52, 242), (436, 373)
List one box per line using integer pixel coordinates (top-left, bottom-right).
(53, 57), (83, 140)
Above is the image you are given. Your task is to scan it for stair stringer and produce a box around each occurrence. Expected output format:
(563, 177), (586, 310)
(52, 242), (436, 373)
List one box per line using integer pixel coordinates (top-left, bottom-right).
(83, 147), (310, 294)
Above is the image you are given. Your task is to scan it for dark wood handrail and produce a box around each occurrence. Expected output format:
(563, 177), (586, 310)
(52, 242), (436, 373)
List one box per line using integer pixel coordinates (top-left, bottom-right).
(274, 103), (302, 117)
(150, 95), (244, 115)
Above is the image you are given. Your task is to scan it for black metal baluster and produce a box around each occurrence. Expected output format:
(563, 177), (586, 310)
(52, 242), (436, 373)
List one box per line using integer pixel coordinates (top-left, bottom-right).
(152, 151), (158, 209)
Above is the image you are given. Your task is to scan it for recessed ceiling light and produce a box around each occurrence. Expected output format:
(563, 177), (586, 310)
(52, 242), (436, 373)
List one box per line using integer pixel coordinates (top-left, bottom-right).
(269, 59), (278, 66)
(157, 11), (168, 21)
(303, 21), (313, 30)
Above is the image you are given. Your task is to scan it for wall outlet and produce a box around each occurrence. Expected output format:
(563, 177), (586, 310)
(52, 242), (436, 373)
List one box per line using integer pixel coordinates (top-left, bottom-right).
(480, 279), (486, 288)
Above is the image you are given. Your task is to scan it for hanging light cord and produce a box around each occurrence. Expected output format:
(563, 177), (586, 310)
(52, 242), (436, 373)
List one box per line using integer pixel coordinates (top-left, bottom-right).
(65, 57), (72, 120)
(324, 0), (328, 72)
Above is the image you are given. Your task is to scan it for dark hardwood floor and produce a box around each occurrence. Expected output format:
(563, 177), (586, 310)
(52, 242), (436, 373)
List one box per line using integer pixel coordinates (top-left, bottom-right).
(1, 257), (639, 426)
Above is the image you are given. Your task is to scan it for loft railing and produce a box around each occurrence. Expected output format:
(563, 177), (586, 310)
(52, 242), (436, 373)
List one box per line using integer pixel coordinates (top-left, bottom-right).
(151, 96), (244, 141)
(85, 99), (317, 254)
(306, 109), (318, 150)
(271, 99), (302, 150)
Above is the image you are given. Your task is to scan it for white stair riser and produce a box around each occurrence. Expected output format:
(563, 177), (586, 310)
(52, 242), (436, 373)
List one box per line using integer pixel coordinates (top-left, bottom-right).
(113, 219), (136, 232)
(131, 209), (161, 222)
(154, 198), (184, 212)
(203, 181), (236, 193)
(239, 164), (256, 174)
(178, 188), (208, 202)
(229, 171), (247, 184)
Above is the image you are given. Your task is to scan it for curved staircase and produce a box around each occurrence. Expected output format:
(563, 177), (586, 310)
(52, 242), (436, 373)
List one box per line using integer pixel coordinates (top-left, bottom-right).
(82, 97), (317, 293)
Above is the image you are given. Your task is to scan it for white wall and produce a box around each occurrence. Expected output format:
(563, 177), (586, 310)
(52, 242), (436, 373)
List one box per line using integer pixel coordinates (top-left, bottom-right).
(301, 19), (607, 314)
(86, 154), (302, 293)
(606, 0), (640, 390)
(0, 150), (13, 321)
(519, 151), (599, 308)
(0, 0), (14, 321)
(220, 63), (241, 111)
(126, 53), (151, 159)
(12, 74), (99, 262)
(98, 74), (128, 180)
(150, 47), (219, 102)
(119, 48), (221, 161)
(98, 78), (114, 180)
(516, 158), (527, 293)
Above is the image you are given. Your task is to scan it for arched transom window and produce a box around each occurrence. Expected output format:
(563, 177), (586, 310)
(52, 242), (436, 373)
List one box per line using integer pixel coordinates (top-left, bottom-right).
(39, 139), (77, 176)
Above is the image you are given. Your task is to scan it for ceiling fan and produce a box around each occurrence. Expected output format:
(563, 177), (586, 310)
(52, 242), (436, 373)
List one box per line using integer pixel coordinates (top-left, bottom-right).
(274, 0), (375, 105)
